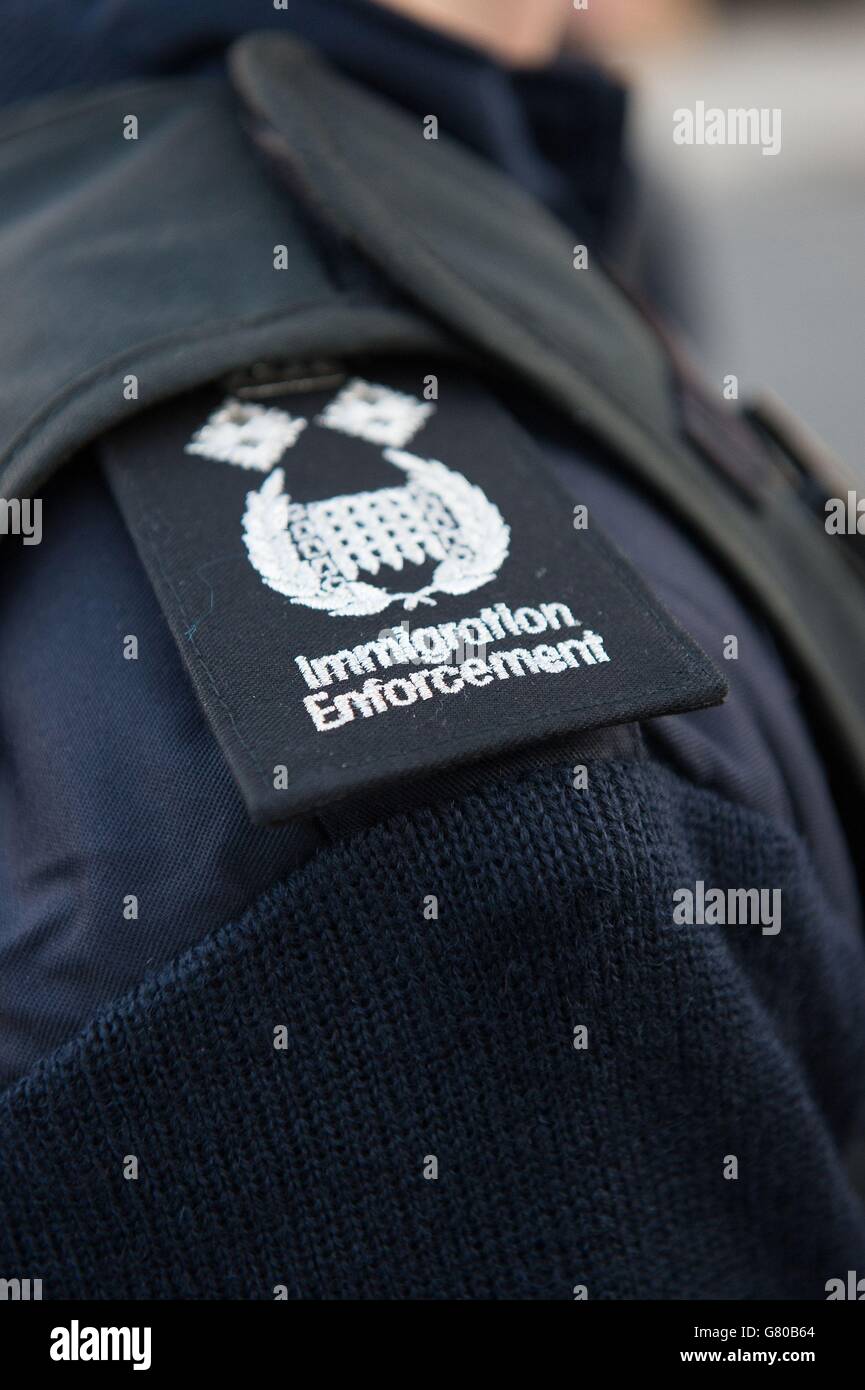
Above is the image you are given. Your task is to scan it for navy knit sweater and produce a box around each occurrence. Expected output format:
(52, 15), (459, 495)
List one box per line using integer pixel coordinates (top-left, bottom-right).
(2, 759), (865, 1299)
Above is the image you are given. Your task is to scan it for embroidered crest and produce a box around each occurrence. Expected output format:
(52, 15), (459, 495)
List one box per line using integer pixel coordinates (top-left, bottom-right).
(242, 446), (509, 617)
(188, 378), (510, 618)
(185, 398), (307, 471)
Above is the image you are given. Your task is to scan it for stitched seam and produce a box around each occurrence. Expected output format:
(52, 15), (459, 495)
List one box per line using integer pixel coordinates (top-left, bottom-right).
(283, 681), (721, 777)
(0, 76), (216, 147)
(2, 296), (376, 468)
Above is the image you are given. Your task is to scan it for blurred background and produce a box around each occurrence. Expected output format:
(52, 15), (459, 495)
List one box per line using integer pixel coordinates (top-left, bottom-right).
(571, 0), (865, 472)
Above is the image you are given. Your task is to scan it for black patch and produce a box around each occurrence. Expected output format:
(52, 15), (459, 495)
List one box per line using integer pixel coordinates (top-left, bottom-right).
(103, 360), (726, 822)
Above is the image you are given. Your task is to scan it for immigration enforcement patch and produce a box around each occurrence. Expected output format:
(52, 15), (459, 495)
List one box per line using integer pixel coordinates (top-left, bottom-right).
(103, 359), (726, 821)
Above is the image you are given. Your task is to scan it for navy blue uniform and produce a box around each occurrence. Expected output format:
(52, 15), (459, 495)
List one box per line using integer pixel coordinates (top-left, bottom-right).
(0, 0), (863, 1299)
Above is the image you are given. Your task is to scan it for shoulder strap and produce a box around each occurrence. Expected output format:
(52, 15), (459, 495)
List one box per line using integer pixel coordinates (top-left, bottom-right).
(229, 33), (865, 816)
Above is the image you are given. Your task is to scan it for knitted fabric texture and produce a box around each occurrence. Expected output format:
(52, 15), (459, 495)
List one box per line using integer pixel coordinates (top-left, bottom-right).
(1, 759), (864, 1299)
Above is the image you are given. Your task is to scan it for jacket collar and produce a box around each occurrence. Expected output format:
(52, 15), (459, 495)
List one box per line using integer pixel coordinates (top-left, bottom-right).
(0, 60), (445, 502)
(0, 0), (628, 249)
(230, 33), (682, 472)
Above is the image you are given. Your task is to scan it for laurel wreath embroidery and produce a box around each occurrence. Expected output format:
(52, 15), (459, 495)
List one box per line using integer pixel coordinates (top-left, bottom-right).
(242, 447), (510, 618)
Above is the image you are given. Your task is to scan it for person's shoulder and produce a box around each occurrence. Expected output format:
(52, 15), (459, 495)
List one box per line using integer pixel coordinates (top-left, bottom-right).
(0, 58), (332, 505)
(0, 68), (230, 161)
